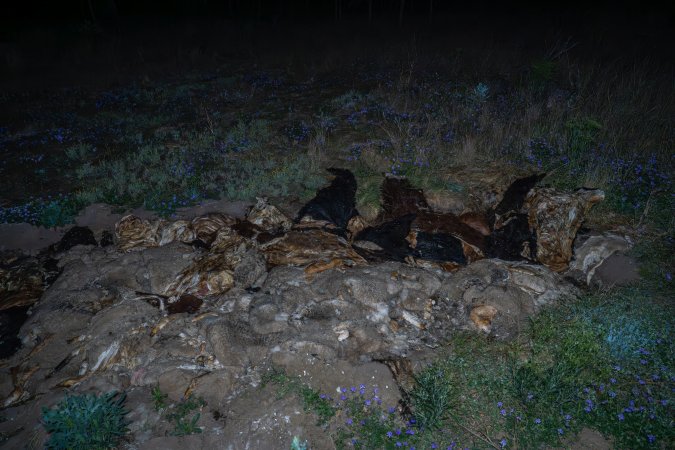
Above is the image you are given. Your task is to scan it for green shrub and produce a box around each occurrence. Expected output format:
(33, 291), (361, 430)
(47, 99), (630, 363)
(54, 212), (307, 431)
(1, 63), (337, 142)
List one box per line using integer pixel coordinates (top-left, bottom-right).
(530, 60), (557, 88)
(565, 117), (602, 154)
(41, 391), (128, 450)
(290, 436), (308, 450)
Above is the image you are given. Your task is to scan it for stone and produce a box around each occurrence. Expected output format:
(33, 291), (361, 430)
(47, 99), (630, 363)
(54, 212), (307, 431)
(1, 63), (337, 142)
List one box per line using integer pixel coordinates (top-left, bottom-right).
(593, 254), (640, 288)
(567, 233), (634, 286)
(433, 259), (578, 339)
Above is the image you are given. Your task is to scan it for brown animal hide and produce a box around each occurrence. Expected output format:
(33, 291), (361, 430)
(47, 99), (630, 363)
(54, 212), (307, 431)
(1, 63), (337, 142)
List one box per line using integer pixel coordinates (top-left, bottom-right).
(246, 197), (292, 232)
(0, 262), (44, 311)
(261, 229), (366, 267)
(525, 188), (605, 272)
(115, 215), (196, 251)
(380, 176), (429, 221)
(459, 211), (491, 236)
(191, 213), (237, 245)
(470, 304), (499, 332)
(412, 211), (486, 253)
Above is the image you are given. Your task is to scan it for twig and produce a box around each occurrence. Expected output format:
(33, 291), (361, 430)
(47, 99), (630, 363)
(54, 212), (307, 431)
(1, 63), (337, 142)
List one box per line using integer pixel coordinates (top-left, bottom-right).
(202, 105), (216, 138)
(636, 189), (658, 230)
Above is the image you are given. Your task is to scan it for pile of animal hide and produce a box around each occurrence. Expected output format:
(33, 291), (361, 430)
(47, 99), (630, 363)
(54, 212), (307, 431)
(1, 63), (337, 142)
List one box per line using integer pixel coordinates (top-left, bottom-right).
(112, 168), (604, 303)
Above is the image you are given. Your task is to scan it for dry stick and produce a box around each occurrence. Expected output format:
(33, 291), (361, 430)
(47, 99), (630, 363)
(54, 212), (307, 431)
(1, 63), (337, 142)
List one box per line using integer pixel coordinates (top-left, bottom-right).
(202, 106), (216, 138)
(449, 414), (501, 449)
(637, 189), (658, 230)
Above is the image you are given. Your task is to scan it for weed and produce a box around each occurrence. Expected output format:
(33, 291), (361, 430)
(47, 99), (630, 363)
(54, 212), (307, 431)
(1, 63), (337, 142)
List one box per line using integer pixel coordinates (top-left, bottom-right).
(262, 368), (337, 426)
(171, 412), (202, 437)
(530, 60), (557, 89)
(151, 385), (168, 411)
(300, 386), (339, 426)
(565, 117), (603, 154)
(149, 387), (205, 436)
(409, 367), (452, 431)
(471, 82), (490, 104)
(331, 91), (371, 111)
(165, 395), (206, 436)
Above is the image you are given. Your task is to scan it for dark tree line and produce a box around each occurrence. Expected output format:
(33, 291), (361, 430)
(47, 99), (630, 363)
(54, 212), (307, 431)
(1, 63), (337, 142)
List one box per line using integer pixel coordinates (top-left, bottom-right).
(7, 0), (454, 26)
(5, 0), (667, 28)
(109, 0), (439, 24)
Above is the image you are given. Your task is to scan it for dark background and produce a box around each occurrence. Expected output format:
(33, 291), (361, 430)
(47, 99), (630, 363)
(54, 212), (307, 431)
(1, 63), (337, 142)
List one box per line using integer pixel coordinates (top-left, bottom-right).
(2, 1), (673, 92)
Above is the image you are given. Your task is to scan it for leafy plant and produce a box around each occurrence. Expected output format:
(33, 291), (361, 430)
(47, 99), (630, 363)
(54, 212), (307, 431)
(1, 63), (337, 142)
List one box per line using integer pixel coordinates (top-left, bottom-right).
(41, 391), (128, 450)
(0, 195), (83, 228)
(171, 412), (202, 436)
(165, 395), (206, 436)
(299, 385), (336, 426)
(151, 385), (168, 411)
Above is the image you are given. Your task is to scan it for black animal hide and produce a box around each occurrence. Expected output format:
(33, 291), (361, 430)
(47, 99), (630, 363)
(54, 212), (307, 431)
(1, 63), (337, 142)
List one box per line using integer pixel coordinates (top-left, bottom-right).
(486, 213), (537, 260)
(355, 214), (417, 262)
(296, 168), (358, 231)
(411, 231), (467, 264)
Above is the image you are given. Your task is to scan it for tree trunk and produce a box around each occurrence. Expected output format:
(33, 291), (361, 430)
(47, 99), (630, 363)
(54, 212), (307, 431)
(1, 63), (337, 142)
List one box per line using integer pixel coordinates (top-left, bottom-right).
(87, 0), (97, 23)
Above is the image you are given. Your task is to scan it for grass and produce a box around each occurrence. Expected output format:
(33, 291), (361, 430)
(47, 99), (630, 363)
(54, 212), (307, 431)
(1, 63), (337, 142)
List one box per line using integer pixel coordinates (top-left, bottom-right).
(1, 45), (671, 226)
